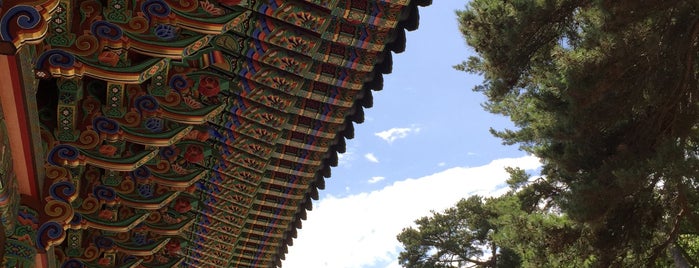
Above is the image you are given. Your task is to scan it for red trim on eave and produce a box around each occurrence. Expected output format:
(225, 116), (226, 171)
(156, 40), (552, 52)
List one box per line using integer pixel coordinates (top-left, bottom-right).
(0, 55), (39, 197)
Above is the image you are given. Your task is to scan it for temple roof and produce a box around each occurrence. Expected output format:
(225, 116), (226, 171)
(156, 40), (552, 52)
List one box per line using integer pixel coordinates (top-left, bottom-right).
(0, 0), (431, 267)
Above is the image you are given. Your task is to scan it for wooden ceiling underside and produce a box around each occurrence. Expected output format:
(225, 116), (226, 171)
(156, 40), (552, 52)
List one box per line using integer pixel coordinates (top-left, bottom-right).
(0, 0), (430, 267)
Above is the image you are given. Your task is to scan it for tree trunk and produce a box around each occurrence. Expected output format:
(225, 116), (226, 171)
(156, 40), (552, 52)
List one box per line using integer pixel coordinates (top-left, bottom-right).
(491, 244), (497, 268)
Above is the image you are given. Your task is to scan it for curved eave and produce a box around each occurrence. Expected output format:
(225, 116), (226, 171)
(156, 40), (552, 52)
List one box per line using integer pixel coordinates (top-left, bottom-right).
(271, 0), (433, 264)
(79, 149), (159, 172)
(150, 168), (208, 188)
(82, 212), (150, 233)
(116, 237), (171, 256)
(145, 216), (196, 236)
(121, 124), (193, 147)
(159, 103), (225, 124)
(141, 257), (184, 268)
(117, 190), (180, 210)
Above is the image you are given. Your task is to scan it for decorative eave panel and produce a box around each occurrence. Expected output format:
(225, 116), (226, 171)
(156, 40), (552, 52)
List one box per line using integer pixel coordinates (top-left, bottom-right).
(0, 0), (431, 267)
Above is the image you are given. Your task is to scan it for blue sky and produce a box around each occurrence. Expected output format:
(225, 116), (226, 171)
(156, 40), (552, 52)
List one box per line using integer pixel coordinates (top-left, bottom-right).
(283, 1), (537, 267)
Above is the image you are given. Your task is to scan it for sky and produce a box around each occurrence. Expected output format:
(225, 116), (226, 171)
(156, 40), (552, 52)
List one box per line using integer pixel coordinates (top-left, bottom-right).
(282, 1), (536, 267)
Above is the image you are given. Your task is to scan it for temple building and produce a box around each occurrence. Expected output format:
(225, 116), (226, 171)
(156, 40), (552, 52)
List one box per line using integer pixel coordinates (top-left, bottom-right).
(0, 0), (429, 267)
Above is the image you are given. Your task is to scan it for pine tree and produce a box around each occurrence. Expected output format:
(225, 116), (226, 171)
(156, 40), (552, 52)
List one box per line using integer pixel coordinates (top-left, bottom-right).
(454, 0), (699, 265)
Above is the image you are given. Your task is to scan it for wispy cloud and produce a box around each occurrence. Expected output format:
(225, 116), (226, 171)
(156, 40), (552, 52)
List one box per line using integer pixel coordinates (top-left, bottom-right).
(284, 155), (541, 268)
(338, 152), (352, 166)
(368, 176), (386, 184)
(338, 145), (357, 168)
(364, 153), (380, 163)
(374, 126), (421, 143)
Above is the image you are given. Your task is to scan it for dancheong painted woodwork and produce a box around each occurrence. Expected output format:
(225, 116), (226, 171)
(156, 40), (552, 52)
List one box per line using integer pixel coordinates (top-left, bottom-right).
(0, 0), (430, 267)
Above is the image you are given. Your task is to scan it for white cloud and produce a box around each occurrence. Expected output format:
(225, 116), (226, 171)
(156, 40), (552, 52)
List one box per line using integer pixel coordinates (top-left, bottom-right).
(364, 153), (380, 163)
(368, 176), (386, 184)
(338, 152), (350, 165)
(338, 147), (356, 168)
(283, 155), (541, 268)
(437, 162), (446, 167)
(374, 126), (421, 143)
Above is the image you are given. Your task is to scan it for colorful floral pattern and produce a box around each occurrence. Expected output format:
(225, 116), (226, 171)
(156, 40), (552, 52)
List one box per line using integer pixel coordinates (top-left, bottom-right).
(98, 51), (120, 67)
(98, 210), (114, 220)
(197, 76), (221, 97)
(200, 1), (224, 15)
(184, 145), (204, 163)
(174, 198), (191, 214)
(19, 0), (423, 266)
(98, 145), (117, 156)
(98, 258), (111, 266)
(165, 239), (181, 256)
